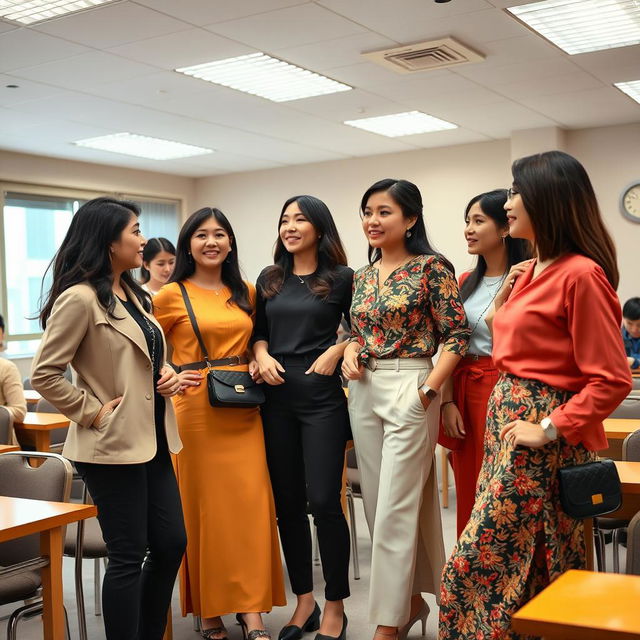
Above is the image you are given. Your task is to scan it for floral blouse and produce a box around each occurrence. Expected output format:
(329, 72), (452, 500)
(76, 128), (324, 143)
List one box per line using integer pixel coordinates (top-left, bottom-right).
(350, 254), (470, 361)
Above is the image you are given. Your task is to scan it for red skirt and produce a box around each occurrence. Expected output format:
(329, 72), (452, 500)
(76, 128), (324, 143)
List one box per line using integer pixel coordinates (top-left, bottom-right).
(438, 355), (499, 536)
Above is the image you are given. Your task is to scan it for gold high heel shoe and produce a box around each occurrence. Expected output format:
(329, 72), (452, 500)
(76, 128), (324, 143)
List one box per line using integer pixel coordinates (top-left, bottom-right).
(398, 599), (429, 640)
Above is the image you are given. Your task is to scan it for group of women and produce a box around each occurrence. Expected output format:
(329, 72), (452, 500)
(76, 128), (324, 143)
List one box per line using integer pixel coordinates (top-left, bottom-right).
(30, 149), (632, 640)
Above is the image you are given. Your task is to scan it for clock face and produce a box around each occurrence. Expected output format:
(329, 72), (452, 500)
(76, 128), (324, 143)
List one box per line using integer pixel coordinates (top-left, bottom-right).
(621, 183), (640, 223)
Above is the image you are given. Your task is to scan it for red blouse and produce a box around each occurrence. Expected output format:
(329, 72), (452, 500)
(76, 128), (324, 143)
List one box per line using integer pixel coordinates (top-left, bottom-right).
(493, 254), (632, 451)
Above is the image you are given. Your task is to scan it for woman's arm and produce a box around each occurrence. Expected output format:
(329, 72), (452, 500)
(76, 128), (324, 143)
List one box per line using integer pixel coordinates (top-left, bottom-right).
(0, 360), (27, 423)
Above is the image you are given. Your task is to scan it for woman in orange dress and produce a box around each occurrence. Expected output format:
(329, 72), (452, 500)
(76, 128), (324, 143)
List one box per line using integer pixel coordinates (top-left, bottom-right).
(154, 207), (285, 640)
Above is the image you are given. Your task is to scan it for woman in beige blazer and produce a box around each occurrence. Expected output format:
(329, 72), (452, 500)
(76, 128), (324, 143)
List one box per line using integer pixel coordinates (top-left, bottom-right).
(31, 197), (186, 640)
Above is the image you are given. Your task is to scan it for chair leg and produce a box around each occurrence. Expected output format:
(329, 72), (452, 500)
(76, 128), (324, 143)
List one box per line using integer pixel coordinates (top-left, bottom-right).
(312, 520), (320, 566)
(7, 601), (43, 640)
(193, 614), (201, 632)
(613, 528), (623, 573)
(346, 489), (360, 580)
(593, 522), (607, 572)
(74, 535), (88, 640)
(64, 605), (71, 640)
(95, 557), (102, 616)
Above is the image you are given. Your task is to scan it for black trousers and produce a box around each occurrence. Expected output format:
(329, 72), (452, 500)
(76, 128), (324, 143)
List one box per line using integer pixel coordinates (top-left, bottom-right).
(262, 357), (351, 601)
(75, 433), (186, 640)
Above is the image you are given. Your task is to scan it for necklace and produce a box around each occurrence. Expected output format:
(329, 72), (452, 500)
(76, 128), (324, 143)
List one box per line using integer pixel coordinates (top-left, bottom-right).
(140, 314), (158, 373)
(295, 274), (305, 284)
(469, 274), (507, 337)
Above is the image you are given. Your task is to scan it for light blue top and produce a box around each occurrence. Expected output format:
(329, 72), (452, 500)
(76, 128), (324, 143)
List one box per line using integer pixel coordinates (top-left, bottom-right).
(464, 275), (505, 356)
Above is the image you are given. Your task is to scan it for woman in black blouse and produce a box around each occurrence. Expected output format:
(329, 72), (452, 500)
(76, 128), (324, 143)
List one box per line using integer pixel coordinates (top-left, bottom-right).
(254, 195), (352, 640)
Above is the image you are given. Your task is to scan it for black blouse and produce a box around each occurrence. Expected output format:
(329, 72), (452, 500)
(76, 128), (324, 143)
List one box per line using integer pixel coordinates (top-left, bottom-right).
(254, 265), (353, 357)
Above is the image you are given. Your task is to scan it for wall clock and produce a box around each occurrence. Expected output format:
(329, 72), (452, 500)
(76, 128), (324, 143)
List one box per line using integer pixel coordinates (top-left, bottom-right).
(620, 182), (640, 223)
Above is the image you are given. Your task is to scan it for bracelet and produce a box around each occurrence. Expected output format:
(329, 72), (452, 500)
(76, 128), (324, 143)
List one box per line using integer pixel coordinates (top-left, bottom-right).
(441, 400), (456, 408)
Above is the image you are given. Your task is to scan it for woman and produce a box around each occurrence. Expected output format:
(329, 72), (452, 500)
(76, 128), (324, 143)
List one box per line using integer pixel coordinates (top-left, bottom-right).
(140, 237), (176, 295)
(31, 197), (186, 640)
(341, 179), (470, 640)
(0, 313), (27, 444)
(439, 151), (632, 639)
(254, 195), (352, 640)
(153, 207), (285, 640)
(439, 189), (530, 536)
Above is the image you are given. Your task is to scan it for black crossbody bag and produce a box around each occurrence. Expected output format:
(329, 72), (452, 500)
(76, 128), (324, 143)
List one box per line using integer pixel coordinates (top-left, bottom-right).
(178, 283), (265, 409)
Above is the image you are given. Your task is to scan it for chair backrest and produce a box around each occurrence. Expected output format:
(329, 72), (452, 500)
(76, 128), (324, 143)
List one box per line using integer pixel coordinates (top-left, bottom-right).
(633, 377), (640, 391)
(346, 447), (357, 469)
(35, 398), (69, 446)
(22, 377), (33, 390)
(0, 452), (73, 565)
(623, 429), (640, 462)
(626, 511), (640, 575)
(0, 406), (11, 444)
(609, 396), (640, 419)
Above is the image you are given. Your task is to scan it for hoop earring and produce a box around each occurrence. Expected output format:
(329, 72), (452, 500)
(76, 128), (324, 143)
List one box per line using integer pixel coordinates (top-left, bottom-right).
(406, 229), (412, 238)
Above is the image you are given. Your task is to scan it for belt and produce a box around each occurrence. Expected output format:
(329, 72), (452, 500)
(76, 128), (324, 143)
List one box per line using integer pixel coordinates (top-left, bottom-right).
(177, 355), (249, 371)
(366, 356), (433, 371)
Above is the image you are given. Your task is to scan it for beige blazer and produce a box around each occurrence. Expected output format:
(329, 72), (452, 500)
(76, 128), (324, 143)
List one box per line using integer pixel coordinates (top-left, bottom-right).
(31, 282), (182, 464)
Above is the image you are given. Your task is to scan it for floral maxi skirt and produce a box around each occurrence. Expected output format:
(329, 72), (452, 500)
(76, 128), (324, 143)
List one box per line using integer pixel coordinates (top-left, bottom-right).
(439, 373), (596, 640)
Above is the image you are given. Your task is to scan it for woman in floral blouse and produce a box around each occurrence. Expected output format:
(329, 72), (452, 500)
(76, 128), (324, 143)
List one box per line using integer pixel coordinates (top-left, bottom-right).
(342, 178), (469, 640)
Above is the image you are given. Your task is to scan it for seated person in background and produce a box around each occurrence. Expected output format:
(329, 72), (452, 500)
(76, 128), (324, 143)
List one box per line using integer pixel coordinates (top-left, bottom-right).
(0, 314), (27, 442)
(622, 297), (640, 369)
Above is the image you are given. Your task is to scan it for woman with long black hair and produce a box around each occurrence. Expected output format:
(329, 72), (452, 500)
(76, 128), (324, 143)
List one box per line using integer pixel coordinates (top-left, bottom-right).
(254, 195), (353, 640)
(31, 197), (185, 640)
(153, 208), (285, 640)
(140, 237), (176, 295)
(438, 189), (530, 536)
(342, 179), (470, 640)
(439, 151), (632, 639)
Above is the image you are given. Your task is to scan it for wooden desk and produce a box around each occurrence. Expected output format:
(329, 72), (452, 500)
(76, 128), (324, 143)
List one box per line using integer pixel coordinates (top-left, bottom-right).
(23, 389), (42, 407)
(14, 412), (70, 453)
(0, 496), (96, 640)
(0, 444), (20, 453)
(512, 569), (640, 639)
(601, 418), (640, 460)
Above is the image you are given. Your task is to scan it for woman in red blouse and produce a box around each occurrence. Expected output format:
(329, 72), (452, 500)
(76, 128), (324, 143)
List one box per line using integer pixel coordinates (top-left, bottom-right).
(439, 151), (632, 640)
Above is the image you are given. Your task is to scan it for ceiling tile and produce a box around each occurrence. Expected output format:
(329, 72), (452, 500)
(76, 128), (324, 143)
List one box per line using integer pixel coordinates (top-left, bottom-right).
(492, 71), (605, 101)
(0, 20), (18, 34)
(33, 3), (192, 49)
(205, 3), (366, 51)
(0, 75), (65, 106)
(0, 28), (91, 73)
(108, 28), (254, 69)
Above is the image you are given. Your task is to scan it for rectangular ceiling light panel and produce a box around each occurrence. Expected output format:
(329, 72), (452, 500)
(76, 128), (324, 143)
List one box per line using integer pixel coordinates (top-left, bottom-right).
(176, 53), (352, 102)
(344, 111), (457, 137)
(0, 0), (122, 25)
(507, 0), (640, 55)
(74, 133), (214, 160)
(615, 80), (640, 103)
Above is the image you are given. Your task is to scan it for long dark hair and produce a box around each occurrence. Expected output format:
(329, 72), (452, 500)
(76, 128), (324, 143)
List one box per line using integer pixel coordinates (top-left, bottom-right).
(140, 237), (176, 283)
(259, 195), (348, 299)
(360, 178), (454, 273)
(39, 197), (150, 329)
(170, 207), (252, 315)
(459, 189), (531, 300)
(512, 150), (619, 288)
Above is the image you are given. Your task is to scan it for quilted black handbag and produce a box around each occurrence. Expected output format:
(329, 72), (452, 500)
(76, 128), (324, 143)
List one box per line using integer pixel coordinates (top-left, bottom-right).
(178, 283), (265, 409)
(558, 458), (622, 519)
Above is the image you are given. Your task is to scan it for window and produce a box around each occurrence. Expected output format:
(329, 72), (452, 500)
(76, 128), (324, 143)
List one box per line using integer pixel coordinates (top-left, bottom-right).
(0, 186), (181, 357)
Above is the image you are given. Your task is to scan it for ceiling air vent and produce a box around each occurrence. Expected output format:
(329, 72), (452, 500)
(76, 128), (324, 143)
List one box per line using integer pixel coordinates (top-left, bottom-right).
(363, 38), (484, 73)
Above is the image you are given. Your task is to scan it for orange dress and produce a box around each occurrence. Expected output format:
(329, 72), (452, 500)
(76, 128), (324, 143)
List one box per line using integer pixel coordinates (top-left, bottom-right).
(154, 280), (285, 618)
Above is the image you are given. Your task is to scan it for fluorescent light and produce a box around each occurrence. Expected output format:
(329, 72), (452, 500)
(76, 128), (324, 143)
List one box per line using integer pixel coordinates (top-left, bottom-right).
(344, 111), (457, 137)
(176, 53), (352, 103)
(615, 80), (640, 103)
(0, 0), (122, 25)
(74, 133), (214, 160)
(507, 0), (640, 55)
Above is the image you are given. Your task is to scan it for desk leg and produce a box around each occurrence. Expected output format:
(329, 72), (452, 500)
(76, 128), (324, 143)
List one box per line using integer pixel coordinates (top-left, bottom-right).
(584, 519), (594, 571)
(35, 432), (51, 453)
(40, 527), (65, 640)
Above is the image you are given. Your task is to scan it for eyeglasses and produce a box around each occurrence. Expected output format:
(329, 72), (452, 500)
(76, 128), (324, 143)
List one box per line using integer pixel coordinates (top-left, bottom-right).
(506, 187), (519, 200)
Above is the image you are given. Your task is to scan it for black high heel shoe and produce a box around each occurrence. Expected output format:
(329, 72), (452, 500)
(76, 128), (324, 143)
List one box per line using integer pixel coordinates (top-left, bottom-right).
(236, 613), (272, 640)
(278, 602), (321, 640)
(313, 614), (347, 640)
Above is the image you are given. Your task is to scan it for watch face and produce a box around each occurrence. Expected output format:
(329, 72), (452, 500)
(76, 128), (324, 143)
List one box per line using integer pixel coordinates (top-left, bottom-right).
(621, 183), (640, 223)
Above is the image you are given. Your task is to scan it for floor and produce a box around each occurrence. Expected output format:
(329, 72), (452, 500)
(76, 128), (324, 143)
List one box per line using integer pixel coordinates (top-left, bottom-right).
(0, 454), (626, 640)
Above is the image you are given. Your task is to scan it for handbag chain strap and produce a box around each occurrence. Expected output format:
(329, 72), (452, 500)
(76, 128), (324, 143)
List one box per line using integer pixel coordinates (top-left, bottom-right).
(178, 282), (212, 366)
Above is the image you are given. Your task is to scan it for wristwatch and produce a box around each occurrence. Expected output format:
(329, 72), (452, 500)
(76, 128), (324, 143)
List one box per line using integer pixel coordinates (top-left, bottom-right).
(540, 417), (558, 441)
(419, 384), (439, 401)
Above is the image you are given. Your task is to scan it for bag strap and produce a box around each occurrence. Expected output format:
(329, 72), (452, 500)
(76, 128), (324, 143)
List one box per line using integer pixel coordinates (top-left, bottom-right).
(178, 282), (211, 364)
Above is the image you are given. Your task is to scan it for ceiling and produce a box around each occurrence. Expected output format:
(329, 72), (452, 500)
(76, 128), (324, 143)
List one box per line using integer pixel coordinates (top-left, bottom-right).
(1, 0), (639, 177)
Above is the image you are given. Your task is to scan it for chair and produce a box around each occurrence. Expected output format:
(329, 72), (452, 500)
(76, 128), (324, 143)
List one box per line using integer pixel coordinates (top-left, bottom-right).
(594, 429), (640, 572)
(626, 511), (640, 576)
(0, 406), (11, 444)
(609, 395), (640, 419)
(345, 447), (361, 580)
(0, 451), (73, 640)
(633, 376), (640, 391)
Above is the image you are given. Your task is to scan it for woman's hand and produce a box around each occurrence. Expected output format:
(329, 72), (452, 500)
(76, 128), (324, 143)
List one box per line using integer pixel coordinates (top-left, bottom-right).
(500, 419), (552, 448)
(156, 365), (181, 397)
(341, 342), (364, 380)
(249, 360), (264, 383)
(442, 402), (466, 438)
(494, 259), (534, 311)
(177, 370), (203, 392)
(306, 345), (341, 376)
(256, 352), (285, 385)
(92, 396), (123, 427)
